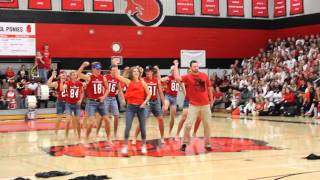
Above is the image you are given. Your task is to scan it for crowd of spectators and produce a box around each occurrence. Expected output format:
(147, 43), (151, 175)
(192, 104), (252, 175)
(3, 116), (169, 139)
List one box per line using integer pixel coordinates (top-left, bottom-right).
(0, 44), (53, 110)
(211, 33), (320, 118)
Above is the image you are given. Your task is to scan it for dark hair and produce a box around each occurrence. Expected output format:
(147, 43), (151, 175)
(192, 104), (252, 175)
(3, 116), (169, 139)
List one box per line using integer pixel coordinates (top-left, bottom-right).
(189, 60), (198, 67)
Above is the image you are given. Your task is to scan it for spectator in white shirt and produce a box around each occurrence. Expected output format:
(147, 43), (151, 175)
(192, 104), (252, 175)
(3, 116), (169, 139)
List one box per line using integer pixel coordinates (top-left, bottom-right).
(244, 98), (256, 115)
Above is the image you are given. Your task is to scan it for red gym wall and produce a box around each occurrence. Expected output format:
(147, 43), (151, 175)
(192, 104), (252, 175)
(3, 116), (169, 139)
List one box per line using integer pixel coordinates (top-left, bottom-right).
(36, 23), (270, 59)
(36, 23), (320, 59)
(273, 24), (320, 38)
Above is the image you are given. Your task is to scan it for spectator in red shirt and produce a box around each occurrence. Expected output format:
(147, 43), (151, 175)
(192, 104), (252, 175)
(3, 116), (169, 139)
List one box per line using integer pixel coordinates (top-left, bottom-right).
(4, 66), (16, 88)
(282, 87), (296, 105)
(212, 86), (224, 112)
(37, 44), (52, 83)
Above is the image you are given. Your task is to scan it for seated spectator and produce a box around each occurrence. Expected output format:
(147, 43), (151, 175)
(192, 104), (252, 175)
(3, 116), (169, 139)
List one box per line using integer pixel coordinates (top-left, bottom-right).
(243, 98), (256, 115)
(259, 99), (275, 116)
(239, 85), (252, 105)
(211, 86), (224, 112)
(16, 71), (29, 92)
(255, 96), (265, 113)
(5, 86), (17, 110)
(281, 87), (297, 116)
(17, 64), (29, 77)
(226, 90), (241, 111)
(303, 81), (316, 116)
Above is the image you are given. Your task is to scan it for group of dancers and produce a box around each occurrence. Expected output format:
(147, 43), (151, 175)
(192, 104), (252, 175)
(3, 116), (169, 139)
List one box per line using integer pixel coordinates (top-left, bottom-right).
(49, 59), (213, 154)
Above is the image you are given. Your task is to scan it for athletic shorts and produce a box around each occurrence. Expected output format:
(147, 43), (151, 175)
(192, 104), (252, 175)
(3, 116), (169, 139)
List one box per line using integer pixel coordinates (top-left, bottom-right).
(165, 95), (177, 106)
(146, 99), (162, 117)
(65, 103), (81, 116)
(104, 96), (119, 116)
(85, 99), (107, 117)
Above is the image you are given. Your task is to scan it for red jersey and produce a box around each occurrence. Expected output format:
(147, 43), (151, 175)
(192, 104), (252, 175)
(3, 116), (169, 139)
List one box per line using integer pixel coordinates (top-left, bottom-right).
(144, 77), (159, 101)
(57, 80), (68, 101)
(86, 74), (106, 100)
(105, 75), (119, 97)
(165, 75), (179, 97)
(65, 80), (82, 104)
(182, 72), (211, 106)
(125, 80), (146, 105)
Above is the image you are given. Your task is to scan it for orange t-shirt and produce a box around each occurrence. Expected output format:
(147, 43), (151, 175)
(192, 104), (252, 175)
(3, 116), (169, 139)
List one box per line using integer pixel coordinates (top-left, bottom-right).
(125, 80), (146, 105)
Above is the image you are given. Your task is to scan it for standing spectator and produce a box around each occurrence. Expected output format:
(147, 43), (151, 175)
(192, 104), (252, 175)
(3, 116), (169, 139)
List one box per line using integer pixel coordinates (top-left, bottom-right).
(5, 66), (16, 88)
(0, 88), (6, 109)
(34, 51), (43, 77)
(0, 69), (6, 88)
(36, 44), (51, 83)
(42, 44), (52, 82)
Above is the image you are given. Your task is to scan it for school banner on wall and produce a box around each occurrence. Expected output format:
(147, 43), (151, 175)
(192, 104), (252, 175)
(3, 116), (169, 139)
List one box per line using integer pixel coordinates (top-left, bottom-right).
(62, 0), (84, 11)
(0, 22), (36, 56)
(28, 0), (52, 10)
(227, 0), (244, 17)
(176, 0), (195, 15)
(201, 0), (219, 16)
(93, 0), (114, 11)
(252, 0), (268, 17)
(0, 0), (18, 8)
(290, 0), (303, 15)
(274, 0), (286, 17)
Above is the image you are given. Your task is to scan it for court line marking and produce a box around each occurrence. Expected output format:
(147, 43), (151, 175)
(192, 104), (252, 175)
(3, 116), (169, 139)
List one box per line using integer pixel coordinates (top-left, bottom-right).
(2, 154), (320, 179)
(248, 170), (320, 180)
(67, 162), (320, 180)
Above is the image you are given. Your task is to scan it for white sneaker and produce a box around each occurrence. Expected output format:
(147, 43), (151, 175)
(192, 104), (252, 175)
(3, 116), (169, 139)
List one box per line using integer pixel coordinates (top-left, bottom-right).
(160, 138), (165, 144)
(132, 139), (137, 145)
(121, 146), (128, 154)
(141, 145), (147, 154)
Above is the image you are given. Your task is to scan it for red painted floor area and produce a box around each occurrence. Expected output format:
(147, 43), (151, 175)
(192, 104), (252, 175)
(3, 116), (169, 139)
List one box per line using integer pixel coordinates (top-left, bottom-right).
(46, 137), (274, 157)
(0, 120), (65, 133)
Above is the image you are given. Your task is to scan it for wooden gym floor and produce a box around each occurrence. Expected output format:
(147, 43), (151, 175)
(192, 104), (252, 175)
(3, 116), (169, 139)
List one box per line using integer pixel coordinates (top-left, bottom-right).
(1, 113), (320, 180)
